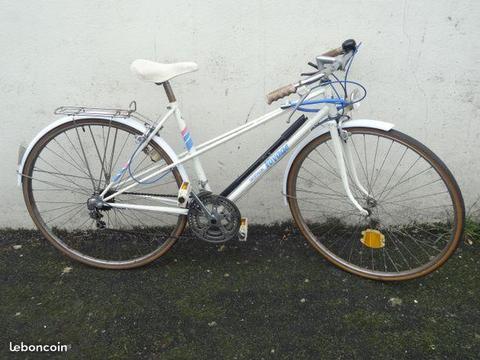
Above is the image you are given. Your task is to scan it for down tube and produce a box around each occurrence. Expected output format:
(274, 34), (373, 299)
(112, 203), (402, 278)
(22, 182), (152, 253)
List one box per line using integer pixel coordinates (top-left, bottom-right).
(225, 107), (329, 202)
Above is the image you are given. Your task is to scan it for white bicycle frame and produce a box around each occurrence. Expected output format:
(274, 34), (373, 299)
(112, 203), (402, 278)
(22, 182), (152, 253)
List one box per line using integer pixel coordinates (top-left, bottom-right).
(97, 86), (373, 217)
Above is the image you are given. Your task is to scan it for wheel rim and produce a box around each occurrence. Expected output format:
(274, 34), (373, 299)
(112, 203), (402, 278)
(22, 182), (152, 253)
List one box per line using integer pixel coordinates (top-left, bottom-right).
(289, 128), (463, 279)
(23, 119), (185, 267)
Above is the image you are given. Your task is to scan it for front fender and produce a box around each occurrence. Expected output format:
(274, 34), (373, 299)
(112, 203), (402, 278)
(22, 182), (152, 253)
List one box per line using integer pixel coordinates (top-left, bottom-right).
(17, 115), (189, 186)
(282, 119), (395, 205)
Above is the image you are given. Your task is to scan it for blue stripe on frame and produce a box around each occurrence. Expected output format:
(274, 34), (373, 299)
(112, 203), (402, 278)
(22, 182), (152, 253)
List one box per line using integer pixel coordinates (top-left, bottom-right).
(185, 137), (193, 150)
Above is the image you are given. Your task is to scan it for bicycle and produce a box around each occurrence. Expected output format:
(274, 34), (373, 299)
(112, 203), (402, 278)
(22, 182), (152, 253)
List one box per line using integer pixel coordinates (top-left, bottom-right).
(18, 39), (464, 280)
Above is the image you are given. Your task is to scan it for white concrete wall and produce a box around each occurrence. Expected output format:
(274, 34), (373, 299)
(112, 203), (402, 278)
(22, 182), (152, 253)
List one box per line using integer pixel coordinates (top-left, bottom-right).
(1, 0), (479, 227)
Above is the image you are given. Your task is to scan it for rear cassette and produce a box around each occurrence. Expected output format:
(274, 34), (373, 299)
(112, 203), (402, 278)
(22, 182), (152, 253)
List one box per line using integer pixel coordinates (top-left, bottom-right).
(187, 193), (241, 243)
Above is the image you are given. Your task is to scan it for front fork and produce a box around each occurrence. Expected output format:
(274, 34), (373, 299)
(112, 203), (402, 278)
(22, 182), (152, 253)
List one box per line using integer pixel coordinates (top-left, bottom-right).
(327, 121), (370, 216)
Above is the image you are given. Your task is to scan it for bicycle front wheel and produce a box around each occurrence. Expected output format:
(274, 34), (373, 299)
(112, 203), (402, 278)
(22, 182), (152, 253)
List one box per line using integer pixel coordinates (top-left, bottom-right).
(287, 127), (464, 281)
(22, 118), (187, 269)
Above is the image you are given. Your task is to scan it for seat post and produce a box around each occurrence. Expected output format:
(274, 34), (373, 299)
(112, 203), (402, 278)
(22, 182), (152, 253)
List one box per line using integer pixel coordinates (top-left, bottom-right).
(161, 81), (176, 103)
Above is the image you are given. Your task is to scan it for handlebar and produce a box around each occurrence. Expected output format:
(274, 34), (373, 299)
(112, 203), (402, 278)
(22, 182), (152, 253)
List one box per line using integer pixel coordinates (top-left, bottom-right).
(266, 39), (357, 104)
(266, 84), (297, 105)
(320, 46), (344, 57)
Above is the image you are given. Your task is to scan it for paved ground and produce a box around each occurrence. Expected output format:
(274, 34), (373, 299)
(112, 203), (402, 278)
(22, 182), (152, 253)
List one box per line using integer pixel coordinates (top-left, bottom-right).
(1, 225), (479, 359)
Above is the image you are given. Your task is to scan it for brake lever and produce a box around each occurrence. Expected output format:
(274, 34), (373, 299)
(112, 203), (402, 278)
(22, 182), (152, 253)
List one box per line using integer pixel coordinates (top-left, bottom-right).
(301, 61), (320, 76)
(300, 71), (318, 76)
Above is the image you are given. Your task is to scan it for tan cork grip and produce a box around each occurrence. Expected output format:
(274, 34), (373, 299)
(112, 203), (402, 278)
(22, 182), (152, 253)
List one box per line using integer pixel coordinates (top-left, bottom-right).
(321, 47), (344, 57)
(266, 84), (296, 105)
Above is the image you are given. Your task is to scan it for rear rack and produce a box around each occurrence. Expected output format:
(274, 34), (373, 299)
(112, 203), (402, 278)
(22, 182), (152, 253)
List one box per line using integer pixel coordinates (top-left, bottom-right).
(54, 101), (155, 124)
(54, 105), (134, 117)
(54, 106), (134, 117)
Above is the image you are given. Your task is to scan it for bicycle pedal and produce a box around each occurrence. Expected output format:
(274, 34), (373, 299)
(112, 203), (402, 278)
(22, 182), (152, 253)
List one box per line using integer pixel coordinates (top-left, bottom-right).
(177, 181), (191, 207)
(238, 217), (248, 241)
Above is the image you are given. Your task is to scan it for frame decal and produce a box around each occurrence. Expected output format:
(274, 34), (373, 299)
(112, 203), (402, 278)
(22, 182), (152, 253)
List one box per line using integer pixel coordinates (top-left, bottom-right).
(181, 127), (194, 150)
(220, 115), (307, 197)
(248, 143), (289, 184)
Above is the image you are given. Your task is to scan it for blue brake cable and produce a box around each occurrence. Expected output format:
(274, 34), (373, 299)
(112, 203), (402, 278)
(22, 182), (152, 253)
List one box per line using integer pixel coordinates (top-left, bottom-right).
(282, 80), (367, 113)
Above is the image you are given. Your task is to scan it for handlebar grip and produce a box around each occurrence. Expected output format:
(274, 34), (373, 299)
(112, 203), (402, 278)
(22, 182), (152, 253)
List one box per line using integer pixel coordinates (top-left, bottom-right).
(320, 47), (344, 57)
(266, 84), (296, 105)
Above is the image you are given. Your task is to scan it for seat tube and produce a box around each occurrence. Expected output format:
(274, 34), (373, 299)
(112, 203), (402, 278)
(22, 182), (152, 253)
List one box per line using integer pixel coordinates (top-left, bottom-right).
(173, 105), (211, 191)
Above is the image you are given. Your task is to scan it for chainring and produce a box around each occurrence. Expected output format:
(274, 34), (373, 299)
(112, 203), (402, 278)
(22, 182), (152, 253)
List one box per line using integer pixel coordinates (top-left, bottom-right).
(187, 193), (241, 243)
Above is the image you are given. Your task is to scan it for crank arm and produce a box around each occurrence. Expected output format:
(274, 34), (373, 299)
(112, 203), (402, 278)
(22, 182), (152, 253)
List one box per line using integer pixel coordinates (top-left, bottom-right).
(190, 191), (214, 219)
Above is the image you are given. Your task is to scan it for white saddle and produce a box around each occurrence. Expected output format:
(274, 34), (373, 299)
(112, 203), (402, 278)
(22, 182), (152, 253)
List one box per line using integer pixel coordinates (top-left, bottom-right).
(130, 59), (198, 83)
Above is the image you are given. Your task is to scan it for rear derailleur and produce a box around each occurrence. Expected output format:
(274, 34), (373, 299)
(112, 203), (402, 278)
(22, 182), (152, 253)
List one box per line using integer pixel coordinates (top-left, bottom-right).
(87, 194), (112, 229)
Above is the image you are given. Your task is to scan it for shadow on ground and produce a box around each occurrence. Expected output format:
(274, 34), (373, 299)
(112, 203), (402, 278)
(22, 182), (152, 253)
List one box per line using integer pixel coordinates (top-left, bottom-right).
(1, 225), (479, 359)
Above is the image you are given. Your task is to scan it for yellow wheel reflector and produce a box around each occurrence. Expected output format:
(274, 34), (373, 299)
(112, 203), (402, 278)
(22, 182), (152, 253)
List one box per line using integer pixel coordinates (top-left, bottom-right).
(361, 229), (385, 249)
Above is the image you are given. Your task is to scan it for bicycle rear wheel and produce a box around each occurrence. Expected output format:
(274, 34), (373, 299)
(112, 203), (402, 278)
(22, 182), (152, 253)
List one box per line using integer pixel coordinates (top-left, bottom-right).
(287, 127), (464, 281)
(22, 118), (187, 269)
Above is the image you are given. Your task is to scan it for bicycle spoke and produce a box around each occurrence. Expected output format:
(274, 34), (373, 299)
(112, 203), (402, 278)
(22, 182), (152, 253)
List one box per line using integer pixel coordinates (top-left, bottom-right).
(98, 124), (112, 185)
(33, 168), (100, 183)
(44, 203), (85, 224)
(378, 165), (433, 202)
(370, 139), (394, 191)
(382, 183), (445, 203)
(63, 131), (93, 177)
(107, 128), (119, 182)
(350, 134), (372, 194)
(37, 153), (92, 193)
(74, 125), (97, 190)
(379, 155), (422, 200)
(375, 146), (408, 201)
(87, 126), (109, 189)
(30, 175), (91, 196)
(369, 136), (380, 188)
(52, 138), (91, 178)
